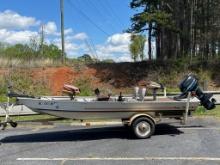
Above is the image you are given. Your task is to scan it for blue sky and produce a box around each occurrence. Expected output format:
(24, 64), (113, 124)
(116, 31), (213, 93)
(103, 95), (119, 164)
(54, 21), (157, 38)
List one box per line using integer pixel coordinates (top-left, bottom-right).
(0, 0), (151, 61)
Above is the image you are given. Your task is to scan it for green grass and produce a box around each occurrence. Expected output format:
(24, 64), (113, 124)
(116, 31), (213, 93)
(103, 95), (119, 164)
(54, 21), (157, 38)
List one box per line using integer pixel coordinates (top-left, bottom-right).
(0, 95), (7, 102)
(194, 105), (220, 117)
(0, 114), (58, 122)
(75, 76), (93, 96)
(166, 87), (180, 93)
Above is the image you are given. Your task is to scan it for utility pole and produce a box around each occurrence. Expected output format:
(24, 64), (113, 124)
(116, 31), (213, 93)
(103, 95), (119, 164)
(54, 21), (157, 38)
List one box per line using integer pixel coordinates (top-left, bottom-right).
(40, 24), (44, 56)
(60, 0), (65, 64)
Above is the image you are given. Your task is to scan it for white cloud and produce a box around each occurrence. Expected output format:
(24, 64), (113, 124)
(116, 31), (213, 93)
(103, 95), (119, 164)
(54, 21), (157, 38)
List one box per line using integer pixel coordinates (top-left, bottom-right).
(144, 40), (156, 59)
(107, 33), (131, 46)
(116, 55), (133, 62)
(98, 44), (129, 54)
(65, 42), (81, 52)
(0, 10), (89, 57)
(52, 38), (82, 55)
(64, 28), (73, 35)
(68, 32), (88, 41)
(95, 33), (132, 62)
(0, 10), (152, 62)
(0, 29), (38, 44)
(42, 25), (74, 37)
(0, 10), (39, 29)
(44, 21), (57, 35)
(95, 33), (157, 62)
(42, 23), (73, 37)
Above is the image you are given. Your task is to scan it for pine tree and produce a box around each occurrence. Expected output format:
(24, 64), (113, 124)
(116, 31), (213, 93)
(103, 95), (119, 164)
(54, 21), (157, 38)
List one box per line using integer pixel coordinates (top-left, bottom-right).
(128, 0), (220, 61)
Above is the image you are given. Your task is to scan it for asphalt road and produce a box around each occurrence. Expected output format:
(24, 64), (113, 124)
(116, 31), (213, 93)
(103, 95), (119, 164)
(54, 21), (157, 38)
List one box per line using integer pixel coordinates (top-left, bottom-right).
(0, 117), (220, 165)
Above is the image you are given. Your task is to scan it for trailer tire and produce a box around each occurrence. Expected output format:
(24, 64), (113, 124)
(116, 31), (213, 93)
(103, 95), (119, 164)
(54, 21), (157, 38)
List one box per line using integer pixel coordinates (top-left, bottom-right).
(131, 117), (155, 139)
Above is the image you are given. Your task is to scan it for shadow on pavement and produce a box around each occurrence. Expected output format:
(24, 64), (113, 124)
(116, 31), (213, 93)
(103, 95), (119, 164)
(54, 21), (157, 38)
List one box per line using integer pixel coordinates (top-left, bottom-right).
(1, 124), (184, 143)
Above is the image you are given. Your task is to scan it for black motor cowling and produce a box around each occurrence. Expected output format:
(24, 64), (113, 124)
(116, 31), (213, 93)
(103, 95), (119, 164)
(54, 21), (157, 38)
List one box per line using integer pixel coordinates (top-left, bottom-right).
(176, 74), (216, 110)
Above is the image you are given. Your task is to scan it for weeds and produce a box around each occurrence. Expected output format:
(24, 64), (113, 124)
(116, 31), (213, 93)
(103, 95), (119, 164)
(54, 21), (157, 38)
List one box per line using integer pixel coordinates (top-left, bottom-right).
(0, 75), (7, 102)
(0, 70), (50, 101)
(9, 71), (50, 96)
(75, 76), (94, 96)
(194, 106), (220, 117)
(0, 58), (64, 68)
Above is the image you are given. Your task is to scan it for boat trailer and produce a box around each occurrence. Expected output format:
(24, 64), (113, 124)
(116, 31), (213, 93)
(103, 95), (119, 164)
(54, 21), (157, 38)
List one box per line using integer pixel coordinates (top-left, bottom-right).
(0, 74), (218, 139)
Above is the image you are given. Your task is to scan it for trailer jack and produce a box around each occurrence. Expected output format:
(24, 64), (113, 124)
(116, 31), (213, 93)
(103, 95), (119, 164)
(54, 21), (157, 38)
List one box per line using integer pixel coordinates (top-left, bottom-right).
(0, 99), (17, 130)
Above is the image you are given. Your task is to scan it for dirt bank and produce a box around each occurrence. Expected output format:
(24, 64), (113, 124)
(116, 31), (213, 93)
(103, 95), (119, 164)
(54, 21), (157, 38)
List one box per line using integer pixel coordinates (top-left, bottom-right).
(1, 61), (220, 95)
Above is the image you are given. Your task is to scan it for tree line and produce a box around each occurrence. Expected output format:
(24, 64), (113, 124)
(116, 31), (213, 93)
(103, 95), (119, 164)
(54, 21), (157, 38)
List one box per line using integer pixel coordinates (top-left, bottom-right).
(128, 0), (220, 61)
(0, 38), (62, 60)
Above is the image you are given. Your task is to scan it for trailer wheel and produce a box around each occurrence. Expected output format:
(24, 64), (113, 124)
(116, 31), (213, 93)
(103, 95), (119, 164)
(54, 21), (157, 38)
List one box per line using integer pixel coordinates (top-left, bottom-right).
(131, 117), (155, 139)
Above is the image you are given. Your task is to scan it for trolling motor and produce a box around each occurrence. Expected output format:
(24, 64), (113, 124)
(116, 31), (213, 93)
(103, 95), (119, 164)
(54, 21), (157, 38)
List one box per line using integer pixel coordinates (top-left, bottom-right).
(175, 74), (216, 110)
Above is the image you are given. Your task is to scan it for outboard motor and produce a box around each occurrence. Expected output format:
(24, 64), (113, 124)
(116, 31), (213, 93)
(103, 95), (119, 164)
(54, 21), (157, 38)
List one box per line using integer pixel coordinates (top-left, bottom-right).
(175, 74), (216, 110)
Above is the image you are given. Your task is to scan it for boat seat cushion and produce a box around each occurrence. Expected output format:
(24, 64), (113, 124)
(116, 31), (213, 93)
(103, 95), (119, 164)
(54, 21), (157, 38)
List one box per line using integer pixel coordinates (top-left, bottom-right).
(63, 84), (80, 95)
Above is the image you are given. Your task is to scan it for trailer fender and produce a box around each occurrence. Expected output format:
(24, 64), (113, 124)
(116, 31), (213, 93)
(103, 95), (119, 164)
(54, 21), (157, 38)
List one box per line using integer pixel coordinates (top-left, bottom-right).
(128, 114), (155, 126)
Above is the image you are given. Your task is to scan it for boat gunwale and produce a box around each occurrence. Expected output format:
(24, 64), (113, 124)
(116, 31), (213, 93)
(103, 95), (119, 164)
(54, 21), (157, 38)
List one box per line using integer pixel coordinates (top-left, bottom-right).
(17, 97), (200, 104)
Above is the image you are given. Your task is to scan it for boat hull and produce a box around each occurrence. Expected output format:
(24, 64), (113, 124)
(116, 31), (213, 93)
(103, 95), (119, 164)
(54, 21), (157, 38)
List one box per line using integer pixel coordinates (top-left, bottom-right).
(17, 97), (200, 120)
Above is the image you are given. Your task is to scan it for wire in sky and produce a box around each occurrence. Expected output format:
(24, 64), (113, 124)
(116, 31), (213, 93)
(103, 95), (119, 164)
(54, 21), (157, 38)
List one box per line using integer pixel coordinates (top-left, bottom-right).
(65, 0), (101, 60)
(105, 0), (126, 28)
(84, 39), (97, 59)
(67, 0), (111, 37)
(86, 0), (119, 32)
(84, 0), (104, 21)
(89, 38), (99, 59)
(98, 0), (124, 30)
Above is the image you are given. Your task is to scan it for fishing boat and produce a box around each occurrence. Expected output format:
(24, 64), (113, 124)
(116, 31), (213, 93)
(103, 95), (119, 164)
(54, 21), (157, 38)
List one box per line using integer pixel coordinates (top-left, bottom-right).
(1, 74), (217, 139)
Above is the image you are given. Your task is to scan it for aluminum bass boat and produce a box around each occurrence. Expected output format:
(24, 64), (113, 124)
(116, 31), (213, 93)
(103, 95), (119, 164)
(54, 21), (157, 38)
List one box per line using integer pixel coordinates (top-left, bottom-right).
(1, 74), (217, 139)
